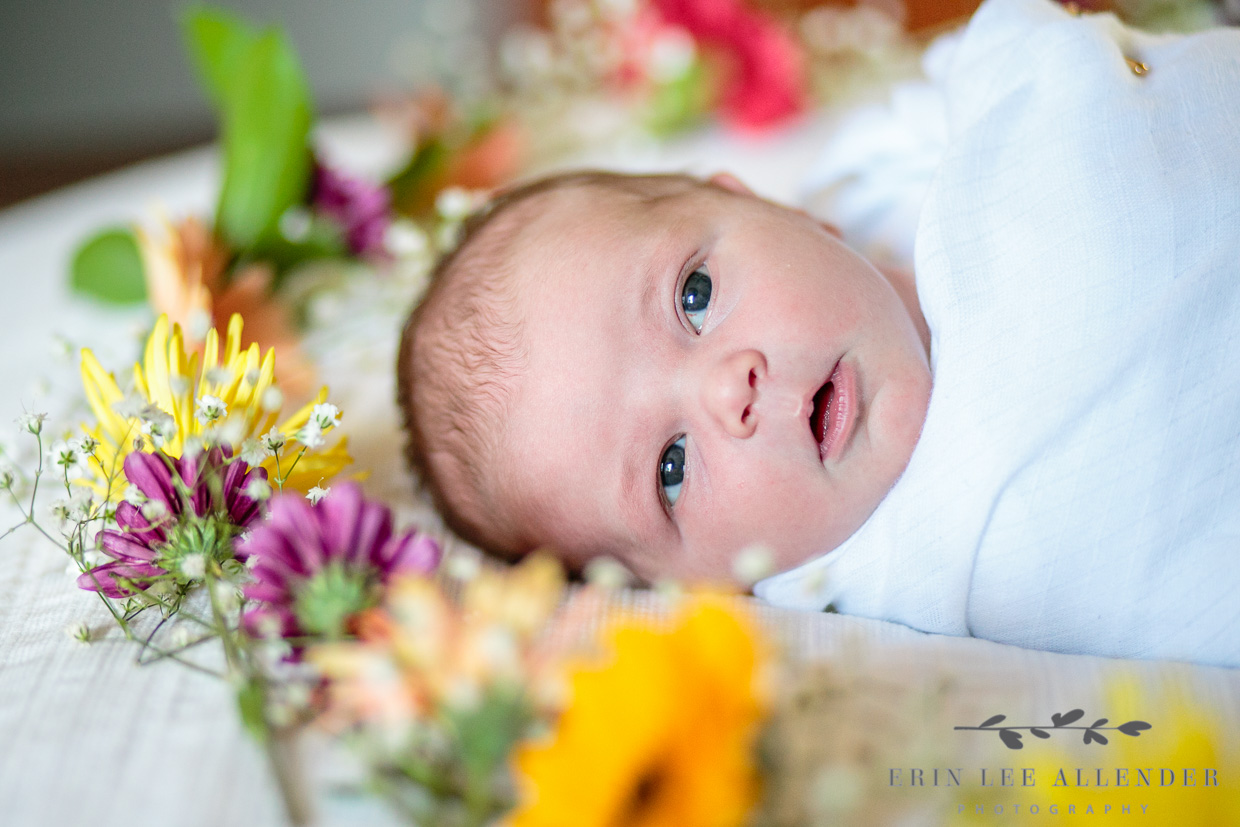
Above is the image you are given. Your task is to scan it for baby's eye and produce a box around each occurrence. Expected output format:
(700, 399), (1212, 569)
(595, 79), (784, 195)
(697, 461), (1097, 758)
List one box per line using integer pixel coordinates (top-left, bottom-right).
(659, 436), (687, 508)
(680, 267), (712, 333)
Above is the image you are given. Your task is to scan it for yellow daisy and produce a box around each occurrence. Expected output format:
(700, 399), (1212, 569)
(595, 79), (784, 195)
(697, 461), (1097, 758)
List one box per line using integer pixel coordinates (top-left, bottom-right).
(506, 594), (768, 827)
(80, 313), (351, 499)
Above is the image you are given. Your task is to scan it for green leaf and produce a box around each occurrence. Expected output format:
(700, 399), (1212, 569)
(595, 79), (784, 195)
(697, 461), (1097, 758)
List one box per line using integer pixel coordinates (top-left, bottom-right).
(387, 137), (451, 219)
(448, 687), (532, 791)
(236, 680), (268, 742)
(70, 228), (147, 304)
(255, 217), (348, 284)
(183, 7), (314, 256)
(645, 58), (713, 138)
(183, 7), (257, 108)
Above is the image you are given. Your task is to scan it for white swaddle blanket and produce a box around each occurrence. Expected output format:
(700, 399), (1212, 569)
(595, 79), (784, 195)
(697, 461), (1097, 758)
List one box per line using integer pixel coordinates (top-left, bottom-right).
(756, 0), (1240, 667)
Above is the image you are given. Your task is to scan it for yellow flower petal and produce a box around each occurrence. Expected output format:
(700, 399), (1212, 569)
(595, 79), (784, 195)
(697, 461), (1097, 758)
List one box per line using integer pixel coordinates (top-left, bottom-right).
(224, 312), (243, 366)
(79, 349), (127, 440)
(507, 595), (766, 827)
(78, 312), (352, 498)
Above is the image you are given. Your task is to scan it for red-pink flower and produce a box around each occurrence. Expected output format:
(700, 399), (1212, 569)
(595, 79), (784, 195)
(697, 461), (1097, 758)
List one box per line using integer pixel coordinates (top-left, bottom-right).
(238, 483), (441, 642)
(653, 0), (806, 130)
(78, 448), (267, 598)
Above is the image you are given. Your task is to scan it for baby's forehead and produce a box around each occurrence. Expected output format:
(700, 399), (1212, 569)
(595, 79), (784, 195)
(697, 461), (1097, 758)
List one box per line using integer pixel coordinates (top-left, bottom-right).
(514, 175), (705, 235)
(506, 179), (707, 285)
(516, 182), (645, 236)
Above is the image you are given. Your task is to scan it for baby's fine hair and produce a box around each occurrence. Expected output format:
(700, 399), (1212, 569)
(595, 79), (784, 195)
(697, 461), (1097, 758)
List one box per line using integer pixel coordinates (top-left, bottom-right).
(396, 169), (714, 557)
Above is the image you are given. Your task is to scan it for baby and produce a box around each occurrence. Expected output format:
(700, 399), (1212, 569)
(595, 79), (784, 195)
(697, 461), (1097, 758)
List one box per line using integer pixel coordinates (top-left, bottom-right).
(400, 0), (1240, 667)
(400, 169), (932, 581)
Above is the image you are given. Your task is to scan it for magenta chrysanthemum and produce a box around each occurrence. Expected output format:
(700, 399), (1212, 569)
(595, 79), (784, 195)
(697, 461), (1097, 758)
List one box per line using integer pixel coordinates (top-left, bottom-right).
(78, 448), (268, 598)
(238, 483), (441, 641)
(311, 162), (391, 257)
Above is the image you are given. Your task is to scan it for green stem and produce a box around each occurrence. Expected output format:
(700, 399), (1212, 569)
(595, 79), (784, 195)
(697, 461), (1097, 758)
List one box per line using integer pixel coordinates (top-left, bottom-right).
(0, 521), (25, 544)
(96, 637), (225, 679)
(393, 758), (458, 801)
(273, 451), (285, 491)
(27, 432), (44, 519)
(26, 517), (71, 555)
(140, 610), (173, 651)
(206, 567), (242, 673)
(263, 722), (313, 826)
(281, 447), (307, 488)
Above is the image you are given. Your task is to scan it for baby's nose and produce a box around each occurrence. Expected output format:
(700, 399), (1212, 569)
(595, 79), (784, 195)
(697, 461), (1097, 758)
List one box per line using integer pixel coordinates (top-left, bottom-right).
(702, 349), (765, 438)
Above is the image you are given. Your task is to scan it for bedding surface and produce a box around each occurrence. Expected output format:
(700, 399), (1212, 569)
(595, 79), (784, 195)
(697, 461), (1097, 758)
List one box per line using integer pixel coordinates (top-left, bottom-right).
(757, 0), (1240, 667)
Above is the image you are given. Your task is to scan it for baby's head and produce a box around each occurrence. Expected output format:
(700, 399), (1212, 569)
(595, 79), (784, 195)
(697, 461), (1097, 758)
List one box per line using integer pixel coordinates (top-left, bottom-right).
(398, 170), (932, 584)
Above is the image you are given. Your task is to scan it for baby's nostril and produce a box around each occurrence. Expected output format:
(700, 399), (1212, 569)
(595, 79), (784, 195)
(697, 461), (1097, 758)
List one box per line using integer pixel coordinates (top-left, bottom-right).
(748, 368), (757, 387)
(741, 405), (751, 423)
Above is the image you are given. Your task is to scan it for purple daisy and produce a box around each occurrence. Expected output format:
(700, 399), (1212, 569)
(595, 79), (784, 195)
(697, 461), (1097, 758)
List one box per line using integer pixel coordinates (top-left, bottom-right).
(78, 448), (267, 598)
(310, 161), (392, 257)
(237, 482), (441, 642)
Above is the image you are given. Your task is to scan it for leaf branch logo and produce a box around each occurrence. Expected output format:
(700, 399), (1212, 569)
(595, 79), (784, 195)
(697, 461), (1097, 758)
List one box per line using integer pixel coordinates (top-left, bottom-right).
(954, 709), (1152, 750)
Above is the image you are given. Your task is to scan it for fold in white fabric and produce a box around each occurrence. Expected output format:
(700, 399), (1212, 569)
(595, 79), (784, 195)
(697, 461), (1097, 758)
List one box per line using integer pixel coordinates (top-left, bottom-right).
(757, 0), (1240, 668)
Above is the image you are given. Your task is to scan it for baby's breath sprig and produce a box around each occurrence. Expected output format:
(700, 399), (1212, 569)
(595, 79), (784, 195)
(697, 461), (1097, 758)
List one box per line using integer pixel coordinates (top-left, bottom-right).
(0, 419), (213, 674)
(1, 409), (329, 827)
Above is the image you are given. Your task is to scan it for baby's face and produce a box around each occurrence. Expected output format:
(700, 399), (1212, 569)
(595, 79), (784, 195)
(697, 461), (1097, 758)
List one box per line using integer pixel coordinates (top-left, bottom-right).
(496, 178), (932, 583)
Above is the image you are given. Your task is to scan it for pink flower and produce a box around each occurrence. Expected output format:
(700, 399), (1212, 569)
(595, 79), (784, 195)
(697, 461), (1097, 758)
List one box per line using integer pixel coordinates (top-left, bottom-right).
(311, 162), (392, 257)
(78, 448), (267, 598)
(653, 0), (806, 130)
(238, 483), (441, 642)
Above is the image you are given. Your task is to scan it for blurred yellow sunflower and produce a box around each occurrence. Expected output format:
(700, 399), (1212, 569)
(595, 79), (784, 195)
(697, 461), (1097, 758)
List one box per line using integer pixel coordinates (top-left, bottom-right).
(80, 313), (351, 499)
(506, 594), (768, 827)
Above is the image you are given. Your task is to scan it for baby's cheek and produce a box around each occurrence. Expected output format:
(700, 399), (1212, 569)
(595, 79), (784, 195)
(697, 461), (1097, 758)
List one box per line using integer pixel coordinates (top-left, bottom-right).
(715, 464), (825, 541)
(868, 366), (932, 469)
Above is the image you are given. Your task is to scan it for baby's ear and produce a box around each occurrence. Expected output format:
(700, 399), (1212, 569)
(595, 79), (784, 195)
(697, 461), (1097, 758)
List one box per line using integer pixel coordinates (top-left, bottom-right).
(816, 219), (843, 239)
(708, 172), (753, 196)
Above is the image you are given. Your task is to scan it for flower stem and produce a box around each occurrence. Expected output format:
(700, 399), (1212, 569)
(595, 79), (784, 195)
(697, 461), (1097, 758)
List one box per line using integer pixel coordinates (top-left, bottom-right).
(27, 433), (44, 519)
(0, 521), (25, 544)
(281, 448), (308, 488)
(19, 510), (72, 555)
(263, 723), (313, 826)
(206, 567), (242, 673)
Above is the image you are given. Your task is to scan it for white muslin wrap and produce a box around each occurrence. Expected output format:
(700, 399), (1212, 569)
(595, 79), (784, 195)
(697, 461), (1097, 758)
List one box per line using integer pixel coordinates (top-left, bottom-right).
(756, 0), (1240, 667)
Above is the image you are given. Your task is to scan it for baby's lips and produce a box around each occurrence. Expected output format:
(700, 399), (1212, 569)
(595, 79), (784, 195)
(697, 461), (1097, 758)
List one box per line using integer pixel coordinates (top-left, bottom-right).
(819, 359), (859, 463)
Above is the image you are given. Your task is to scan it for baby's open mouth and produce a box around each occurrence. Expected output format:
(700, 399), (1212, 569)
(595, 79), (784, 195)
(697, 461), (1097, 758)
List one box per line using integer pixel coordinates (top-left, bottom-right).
(809, 360), (854, 461)
(810, 378), (835, 455)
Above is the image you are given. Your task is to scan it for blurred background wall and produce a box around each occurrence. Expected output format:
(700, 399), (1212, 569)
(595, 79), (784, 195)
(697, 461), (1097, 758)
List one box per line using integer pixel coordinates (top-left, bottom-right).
(0, 0), (529, 208)
(0, 0), (995, 210)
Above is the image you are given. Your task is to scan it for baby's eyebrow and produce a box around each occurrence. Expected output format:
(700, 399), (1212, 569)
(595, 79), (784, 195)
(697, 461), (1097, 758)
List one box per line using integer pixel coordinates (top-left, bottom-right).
(636, 242), (667, 333)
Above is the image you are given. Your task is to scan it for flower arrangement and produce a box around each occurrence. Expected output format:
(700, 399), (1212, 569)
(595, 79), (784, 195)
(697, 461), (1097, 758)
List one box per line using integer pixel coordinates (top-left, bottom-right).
(311, 553), (567, 824)
(66, 7), (411, 400)
(1, 311), (439, 822)
(308, 572), (776, 827)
